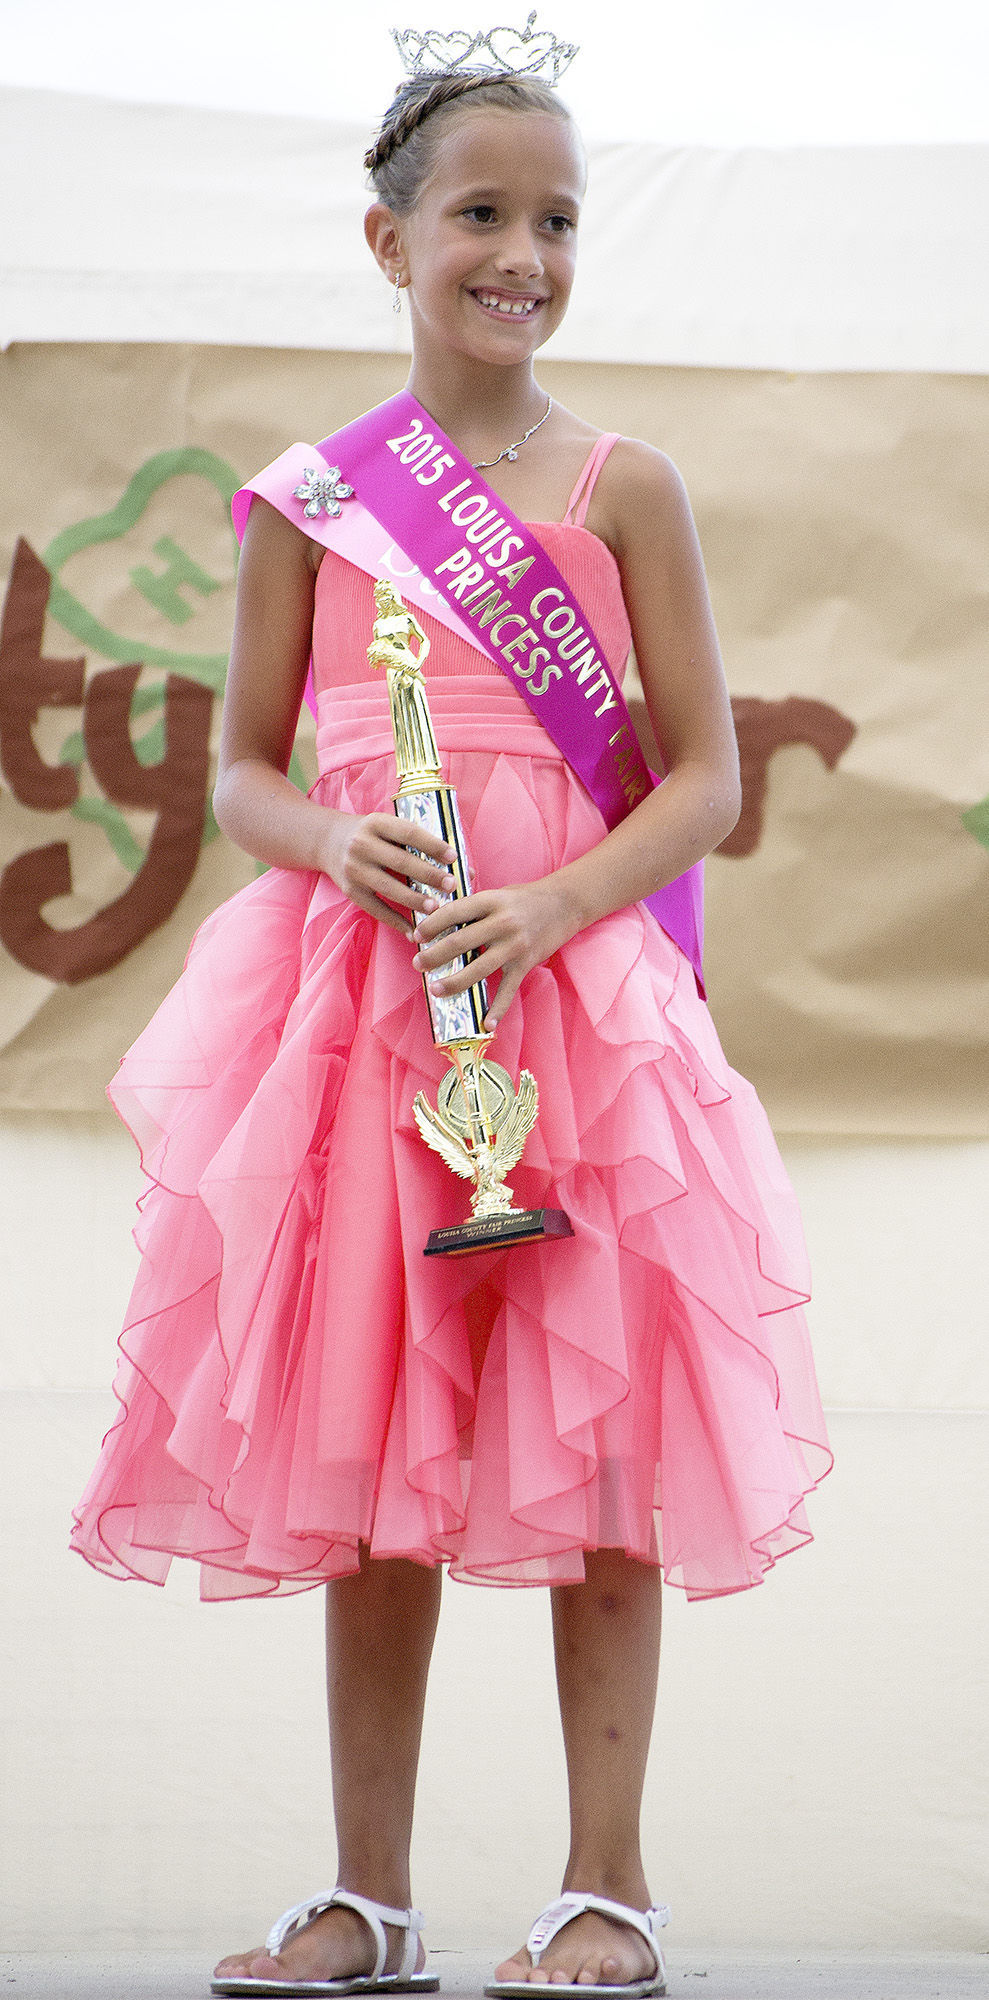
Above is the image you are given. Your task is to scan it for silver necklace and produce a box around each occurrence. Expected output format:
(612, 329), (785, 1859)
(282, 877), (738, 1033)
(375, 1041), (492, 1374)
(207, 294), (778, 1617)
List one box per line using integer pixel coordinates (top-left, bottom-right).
(472, 395), (553, 470)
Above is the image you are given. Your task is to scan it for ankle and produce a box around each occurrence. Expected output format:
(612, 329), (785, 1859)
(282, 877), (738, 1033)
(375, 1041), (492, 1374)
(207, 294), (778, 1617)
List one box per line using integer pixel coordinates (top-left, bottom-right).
(333, 1866), (414, 1913)
(562, 1855), (651, 1908)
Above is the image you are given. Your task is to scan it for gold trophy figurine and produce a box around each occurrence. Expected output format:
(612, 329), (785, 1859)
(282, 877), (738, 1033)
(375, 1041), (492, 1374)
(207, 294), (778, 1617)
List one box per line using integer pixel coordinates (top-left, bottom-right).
(369, 580), (572, 1257)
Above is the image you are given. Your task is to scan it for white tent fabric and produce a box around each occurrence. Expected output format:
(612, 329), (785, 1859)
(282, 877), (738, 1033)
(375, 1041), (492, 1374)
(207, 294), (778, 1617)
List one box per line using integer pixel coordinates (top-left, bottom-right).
(2, 83), (988, 370)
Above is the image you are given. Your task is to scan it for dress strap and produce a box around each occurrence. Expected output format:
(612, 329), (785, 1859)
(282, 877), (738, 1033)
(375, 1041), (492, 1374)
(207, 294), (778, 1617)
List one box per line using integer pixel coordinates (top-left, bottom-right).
(563, 433), (622, 527)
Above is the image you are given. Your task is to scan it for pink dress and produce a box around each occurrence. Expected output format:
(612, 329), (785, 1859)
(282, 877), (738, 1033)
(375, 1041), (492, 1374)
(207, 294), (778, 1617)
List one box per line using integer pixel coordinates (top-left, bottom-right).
(71, 439), (832, 1601)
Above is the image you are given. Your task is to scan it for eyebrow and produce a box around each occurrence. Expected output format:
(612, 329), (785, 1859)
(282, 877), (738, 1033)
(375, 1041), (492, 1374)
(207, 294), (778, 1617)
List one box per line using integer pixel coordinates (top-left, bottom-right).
(453, 184), (581, 207)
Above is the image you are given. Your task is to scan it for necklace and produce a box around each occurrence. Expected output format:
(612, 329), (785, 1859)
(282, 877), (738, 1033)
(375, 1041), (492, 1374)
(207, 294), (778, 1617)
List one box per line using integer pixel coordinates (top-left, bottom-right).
(472, 395), (553, 470)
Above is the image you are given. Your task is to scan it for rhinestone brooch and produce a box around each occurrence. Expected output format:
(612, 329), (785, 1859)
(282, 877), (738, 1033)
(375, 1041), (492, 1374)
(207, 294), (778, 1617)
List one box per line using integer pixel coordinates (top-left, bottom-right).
(294, 466), (355, 519)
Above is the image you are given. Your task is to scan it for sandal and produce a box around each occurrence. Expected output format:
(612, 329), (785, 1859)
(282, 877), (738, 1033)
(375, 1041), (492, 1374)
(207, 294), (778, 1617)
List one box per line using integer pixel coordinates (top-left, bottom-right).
(210, 1888), (441, 1996)
(483, 1892), (671, 1999)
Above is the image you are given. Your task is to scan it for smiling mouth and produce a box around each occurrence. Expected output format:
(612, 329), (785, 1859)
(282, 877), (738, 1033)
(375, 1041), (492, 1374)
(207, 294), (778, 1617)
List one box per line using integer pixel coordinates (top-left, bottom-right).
(471, 290), (543, 318)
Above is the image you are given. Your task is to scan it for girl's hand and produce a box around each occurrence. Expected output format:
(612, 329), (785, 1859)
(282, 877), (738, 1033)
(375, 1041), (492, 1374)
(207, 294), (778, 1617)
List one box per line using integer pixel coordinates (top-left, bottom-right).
(319, 811), (457, 937)
(411, 876), (579, 1028)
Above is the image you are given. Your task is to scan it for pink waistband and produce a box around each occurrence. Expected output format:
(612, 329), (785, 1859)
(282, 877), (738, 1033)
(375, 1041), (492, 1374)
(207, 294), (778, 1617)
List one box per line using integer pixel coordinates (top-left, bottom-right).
(315, 675), (566, 777)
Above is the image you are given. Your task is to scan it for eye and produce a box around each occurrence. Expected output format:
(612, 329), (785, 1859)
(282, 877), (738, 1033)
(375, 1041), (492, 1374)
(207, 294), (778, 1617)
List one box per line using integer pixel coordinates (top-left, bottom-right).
(543, 213), (576, 236)
(462, 203), (498, 225)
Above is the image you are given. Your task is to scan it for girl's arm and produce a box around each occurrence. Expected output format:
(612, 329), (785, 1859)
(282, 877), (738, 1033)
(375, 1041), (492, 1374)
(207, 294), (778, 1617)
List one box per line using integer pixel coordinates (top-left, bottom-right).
(560, 438), (742, 917)
(213, 497), (457, 934)
(412, 442), (741, 1022)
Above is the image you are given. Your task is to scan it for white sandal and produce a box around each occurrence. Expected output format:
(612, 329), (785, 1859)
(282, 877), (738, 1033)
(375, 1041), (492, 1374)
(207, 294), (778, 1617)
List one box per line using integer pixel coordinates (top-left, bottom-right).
(210, 1887), (440, 1996)
(483, 1892), (671, 1999)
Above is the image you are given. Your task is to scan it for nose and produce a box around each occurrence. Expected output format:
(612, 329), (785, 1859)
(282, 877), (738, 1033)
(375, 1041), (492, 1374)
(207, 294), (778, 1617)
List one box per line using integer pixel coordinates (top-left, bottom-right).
(493, 220), (543, 281)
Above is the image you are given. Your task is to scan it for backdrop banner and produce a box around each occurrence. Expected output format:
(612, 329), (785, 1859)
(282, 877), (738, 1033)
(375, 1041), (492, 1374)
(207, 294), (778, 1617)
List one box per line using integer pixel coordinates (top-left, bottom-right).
(1, 343), (986, 1132)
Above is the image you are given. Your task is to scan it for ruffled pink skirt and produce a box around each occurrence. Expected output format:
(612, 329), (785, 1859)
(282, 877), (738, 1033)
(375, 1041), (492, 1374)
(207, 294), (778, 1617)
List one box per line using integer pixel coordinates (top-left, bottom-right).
(71, 680), (831, 1600)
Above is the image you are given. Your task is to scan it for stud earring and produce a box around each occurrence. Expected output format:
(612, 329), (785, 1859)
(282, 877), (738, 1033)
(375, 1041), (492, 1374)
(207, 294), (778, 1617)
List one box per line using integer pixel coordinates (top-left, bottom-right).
(393, 273), (403, 315)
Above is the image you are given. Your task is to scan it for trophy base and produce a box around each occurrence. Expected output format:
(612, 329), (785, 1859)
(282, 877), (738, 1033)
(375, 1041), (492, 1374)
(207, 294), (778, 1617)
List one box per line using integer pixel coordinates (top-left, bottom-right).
(424, 1207), (573, 1259)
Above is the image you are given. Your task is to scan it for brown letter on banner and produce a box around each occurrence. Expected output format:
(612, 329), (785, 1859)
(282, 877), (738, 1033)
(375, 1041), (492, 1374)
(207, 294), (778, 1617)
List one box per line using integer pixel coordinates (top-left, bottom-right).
(0, 666), (212, 983)
(0, 538), (85, 811)
(721, 695), (857, 858)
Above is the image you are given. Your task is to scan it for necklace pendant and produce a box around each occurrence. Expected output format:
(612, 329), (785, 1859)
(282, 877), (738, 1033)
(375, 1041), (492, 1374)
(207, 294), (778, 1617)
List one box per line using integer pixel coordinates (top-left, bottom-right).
(469, 395), (553, 473)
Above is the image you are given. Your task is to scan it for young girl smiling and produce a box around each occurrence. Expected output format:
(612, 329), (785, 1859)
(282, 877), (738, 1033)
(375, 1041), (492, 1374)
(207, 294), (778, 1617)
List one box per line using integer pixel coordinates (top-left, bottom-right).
(73, 54), (831, 2000)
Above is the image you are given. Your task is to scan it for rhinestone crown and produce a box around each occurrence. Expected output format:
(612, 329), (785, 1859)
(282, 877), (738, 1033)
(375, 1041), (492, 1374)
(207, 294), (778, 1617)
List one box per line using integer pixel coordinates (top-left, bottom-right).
(391, 11), (578, 87)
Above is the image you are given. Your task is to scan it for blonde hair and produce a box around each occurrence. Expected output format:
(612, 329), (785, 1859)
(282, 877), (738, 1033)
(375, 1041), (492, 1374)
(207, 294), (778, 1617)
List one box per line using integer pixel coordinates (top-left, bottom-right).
(365, 71), (573, 214)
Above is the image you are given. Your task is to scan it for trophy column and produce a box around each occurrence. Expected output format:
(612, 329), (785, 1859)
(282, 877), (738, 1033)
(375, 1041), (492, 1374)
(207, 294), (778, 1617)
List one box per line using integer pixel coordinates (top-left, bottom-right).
(368, 581), (573, 1258)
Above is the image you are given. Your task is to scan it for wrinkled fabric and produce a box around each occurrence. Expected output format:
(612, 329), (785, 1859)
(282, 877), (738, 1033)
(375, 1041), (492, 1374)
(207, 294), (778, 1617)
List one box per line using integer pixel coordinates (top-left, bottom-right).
(71, 519), (831, 1600)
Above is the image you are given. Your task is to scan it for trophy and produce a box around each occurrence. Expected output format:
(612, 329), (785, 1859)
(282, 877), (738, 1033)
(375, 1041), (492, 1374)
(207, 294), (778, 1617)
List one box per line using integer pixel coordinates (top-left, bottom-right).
(368, 580), (573, 1258)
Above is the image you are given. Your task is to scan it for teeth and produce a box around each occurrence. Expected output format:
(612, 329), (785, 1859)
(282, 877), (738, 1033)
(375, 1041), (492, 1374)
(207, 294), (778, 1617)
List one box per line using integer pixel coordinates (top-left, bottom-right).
(476, 293), (537, 316)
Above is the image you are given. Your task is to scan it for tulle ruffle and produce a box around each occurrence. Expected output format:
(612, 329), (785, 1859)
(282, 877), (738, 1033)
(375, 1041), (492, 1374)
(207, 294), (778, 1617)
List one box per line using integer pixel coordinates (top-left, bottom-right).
(71, 699), (831, 1600)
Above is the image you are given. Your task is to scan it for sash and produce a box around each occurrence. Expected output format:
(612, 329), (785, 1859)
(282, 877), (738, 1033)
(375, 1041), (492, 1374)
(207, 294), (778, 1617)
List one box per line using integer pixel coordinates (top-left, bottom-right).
(233, 391), (704, 990)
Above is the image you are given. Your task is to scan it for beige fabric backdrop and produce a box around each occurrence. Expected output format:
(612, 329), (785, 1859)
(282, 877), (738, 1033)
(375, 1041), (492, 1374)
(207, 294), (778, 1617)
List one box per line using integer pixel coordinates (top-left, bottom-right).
(1, 343), (986, 1130)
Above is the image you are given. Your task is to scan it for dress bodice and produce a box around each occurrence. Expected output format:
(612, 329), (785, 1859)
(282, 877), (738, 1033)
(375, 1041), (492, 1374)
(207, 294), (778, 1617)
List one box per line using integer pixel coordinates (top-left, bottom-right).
(311, 521), (632, 698)
(311, 428), (633, 701)
(310, 438), (634, 777)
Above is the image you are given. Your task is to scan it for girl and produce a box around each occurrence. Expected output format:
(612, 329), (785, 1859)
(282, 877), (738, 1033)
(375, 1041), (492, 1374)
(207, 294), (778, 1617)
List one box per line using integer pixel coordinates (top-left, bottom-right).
(72, 56), (831, 2000)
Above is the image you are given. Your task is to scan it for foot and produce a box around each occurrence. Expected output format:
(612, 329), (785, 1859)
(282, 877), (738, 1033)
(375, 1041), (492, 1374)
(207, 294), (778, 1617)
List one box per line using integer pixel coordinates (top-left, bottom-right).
(494, 1904), (658, 1988)
(213, 1902), (427, 1986)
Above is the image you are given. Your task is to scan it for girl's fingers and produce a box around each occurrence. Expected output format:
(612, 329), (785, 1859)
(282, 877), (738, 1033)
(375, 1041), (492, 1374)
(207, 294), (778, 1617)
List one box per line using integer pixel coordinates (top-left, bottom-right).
(424, 941), (511, 992)
(353, 855), (450, 913)
(399, 855), (458, 893)
(371, 817), (457, 889)
(362, 846), (455, 895)
(378, 905), (416, 939)
(348, 889), (415, 938)
(371, 812), (454, 861)
(330, 814), (458, 931)
(426, 950), (523, 1028)
(409, 882), (570, 1019)
(362, 870), (441, 920)
(414, 889), (489, 937)
(384, 855), (456, 898)
(413, 918), (498, 972)
(483, 971), (521, 1029)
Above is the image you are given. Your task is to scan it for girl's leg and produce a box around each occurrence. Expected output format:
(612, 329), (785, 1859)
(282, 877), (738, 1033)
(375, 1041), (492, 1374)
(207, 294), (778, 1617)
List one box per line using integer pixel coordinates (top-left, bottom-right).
(214, 1550), (442, 1984)
(495, 1548), (662, 1987)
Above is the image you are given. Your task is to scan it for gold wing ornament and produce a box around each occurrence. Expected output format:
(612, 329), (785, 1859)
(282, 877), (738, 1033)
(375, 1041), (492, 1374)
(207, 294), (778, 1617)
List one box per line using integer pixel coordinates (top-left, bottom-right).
(412, 1064), (540, 1217)
(492, 1069), (539, 1176)
(412, 1091), (477, 1183)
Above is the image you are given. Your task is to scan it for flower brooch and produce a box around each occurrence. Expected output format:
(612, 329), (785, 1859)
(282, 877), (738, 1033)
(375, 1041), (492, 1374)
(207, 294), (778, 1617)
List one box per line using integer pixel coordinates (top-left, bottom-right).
(293, 466), (354, 519)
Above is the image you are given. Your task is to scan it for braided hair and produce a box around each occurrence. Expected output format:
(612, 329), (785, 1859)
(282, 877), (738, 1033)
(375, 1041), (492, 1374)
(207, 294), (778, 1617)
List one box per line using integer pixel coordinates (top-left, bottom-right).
(365, 71), (572, 214)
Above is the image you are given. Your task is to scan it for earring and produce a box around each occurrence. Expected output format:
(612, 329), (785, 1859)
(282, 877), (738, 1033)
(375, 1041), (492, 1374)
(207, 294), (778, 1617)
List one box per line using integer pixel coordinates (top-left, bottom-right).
(393, 272), (403, 315)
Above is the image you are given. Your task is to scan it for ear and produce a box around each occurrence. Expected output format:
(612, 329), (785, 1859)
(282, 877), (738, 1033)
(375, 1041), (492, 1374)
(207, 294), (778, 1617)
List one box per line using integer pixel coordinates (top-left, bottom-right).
(364, 202), (405, 282)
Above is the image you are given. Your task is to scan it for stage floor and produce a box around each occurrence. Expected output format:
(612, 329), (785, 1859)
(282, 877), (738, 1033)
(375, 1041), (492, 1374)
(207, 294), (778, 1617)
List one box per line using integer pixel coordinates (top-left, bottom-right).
(2, 1952), (985, 1999)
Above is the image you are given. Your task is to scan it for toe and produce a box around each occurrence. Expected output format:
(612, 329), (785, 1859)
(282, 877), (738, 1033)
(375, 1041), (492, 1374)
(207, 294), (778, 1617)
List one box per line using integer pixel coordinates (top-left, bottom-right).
(213, 1948), (261, 1976)
(494, 1951), (534, 1983)
(247, 1952), (283, 1978)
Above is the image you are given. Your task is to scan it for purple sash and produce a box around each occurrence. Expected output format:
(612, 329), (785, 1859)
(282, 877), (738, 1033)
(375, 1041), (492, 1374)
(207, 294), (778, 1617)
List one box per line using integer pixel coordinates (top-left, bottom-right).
(233, 391), (704, 989)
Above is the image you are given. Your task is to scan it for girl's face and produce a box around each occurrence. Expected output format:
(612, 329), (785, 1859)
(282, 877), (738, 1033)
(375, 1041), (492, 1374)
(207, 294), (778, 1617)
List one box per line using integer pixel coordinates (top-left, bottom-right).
(397, 108), (585, 366)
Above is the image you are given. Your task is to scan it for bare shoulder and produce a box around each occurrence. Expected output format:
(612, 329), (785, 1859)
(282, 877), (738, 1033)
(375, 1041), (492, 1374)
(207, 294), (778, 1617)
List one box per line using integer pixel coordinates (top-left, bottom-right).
(240, 492), (325, 577)
(596, 438), (694, 556)
(607, 436), (688, 497)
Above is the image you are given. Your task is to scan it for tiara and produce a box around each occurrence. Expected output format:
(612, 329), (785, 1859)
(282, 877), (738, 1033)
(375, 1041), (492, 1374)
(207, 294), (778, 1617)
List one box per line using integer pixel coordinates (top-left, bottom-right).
(391, 12), (578, 87)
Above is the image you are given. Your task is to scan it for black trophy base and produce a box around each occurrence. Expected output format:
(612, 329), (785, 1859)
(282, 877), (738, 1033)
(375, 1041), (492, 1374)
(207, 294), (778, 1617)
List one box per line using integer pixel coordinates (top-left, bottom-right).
(424, 1207), (573, 1258)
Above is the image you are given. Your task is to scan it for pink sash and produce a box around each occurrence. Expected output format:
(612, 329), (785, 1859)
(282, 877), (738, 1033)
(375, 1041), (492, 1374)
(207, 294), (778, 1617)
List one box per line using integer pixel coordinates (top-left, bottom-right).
(233, 391), (704, 989)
